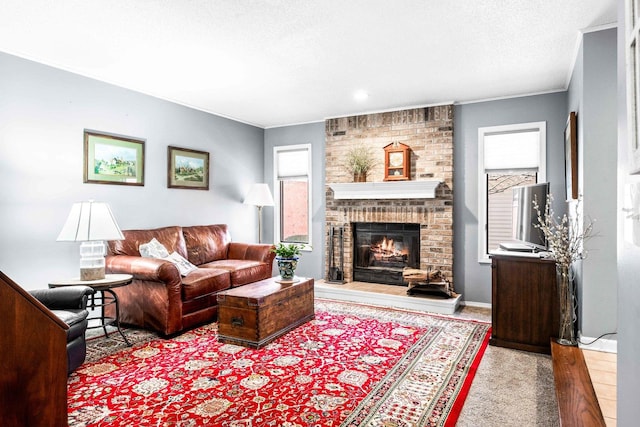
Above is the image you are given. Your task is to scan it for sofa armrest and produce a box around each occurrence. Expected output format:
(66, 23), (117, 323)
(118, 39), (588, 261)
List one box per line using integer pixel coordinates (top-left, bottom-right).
(105, 255), (181, 283)
(105, 254), (184, 336)
(228, 243), (276, 266)
(31, 286), (95, 310)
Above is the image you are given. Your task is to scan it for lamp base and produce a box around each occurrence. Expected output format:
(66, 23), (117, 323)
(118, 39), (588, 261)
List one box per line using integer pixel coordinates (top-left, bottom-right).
(79, 240), (107, 281)
(80, 266), (105, 281)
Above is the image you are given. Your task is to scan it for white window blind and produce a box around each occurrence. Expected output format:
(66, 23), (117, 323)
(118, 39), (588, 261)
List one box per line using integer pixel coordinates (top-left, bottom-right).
(483, 130), (540, 172)
(277, 149), (309, 178)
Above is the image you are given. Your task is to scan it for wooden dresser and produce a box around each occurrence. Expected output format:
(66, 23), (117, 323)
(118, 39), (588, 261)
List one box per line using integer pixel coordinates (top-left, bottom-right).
(490, 253), (559, 354)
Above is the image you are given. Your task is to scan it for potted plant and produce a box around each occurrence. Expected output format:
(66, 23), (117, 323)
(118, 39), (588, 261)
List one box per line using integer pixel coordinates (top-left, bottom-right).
(272, 243), (303, 280)
(345, 144), (375, 182)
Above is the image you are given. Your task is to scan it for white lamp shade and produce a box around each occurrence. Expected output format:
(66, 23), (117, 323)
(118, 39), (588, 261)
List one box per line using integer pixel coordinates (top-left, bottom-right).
(57, 201), (124, 242)
(244, 183), (274, 207)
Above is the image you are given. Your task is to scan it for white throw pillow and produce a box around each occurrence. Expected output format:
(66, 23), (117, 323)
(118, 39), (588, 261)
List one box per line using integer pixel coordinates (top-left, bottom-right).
(139, 238), (170, 259)
(139, 238), (197, 276)
(165, 252), (198, 276)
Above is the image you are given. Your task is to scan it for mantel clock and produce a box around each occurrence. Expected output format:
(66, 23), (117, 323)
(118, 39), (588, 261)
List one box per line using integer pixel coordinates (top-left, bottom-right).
(383, 142), (411, 181)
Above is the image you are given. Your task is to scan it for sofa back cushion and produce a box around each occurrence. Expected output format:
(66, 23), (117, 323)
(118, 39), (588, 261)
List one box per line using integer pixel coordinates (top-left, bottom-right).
(107, 226), (188, 259)
(182, 224), (231, 265)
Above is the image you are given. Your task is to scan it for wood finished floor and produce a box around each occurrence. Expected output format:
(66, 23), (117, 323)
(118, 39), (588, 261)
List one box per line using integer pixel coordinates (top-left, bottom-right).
(583, 349), (617, 426)
(320, 280), (617, 425)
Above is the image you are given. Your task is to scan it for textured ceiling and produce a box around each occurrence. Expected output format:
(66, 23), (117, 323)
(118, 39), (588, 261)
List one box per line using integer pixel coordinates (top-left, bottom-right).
(0, 1), (617, 128)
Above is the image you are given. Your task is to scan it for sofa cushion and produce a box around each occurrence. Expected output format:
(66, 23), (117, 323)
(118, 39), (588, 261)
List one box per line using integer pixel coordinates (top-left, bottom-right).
(108, 226), (188, 259)
(201, 259), (271, 287)
(181, 267), (231, 301)
(182, 224), (231, 265)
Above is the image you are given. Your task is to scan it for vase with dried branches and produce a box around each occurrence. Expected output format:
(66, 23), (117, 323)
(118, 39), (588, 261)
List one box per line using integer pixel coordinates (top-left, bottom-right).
(344, 145), (375, 182)
(533, 194), (595, 346)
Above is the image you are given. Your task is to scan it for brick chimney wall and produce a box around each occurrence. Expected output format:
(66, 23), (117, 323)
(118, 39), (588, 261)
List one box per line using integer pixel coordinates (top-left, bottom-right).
(325, 105), (454, 287)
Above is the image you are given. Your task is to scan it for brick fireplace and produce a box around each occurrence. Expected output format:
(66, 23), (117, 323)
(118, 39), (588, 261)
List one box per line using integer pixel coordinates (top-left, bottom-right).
(325, 105), (454, 288)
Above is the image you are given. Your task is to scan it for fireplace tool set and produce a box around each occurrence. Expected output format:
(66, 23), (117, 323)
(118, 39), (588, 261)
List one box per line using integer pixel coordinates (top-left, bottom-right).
(327, 226), (345, 283)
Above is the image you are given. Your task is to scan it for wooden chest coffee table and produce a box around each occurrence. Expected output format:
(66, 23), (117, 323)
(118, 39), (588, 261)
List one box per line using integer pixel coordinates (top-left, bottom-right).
(217, 277), (314, 349)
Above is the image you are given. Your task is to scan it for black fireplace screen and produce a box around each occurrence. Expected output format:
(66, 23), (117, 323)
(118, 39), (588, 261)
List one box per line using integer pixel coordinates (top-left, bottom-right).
(353, 222), (420, 285)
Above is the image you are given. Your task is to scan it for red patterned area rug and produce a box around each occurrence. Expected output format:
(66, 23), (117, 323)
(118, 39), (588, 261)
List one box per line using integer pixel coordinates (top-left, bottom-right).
(68, 300), (490, 426)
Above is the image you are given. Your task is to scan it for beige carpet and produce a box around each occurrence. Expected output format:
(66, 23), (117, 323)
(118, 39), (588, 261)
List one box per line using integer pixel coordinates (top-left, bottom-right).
(457, 344), (559, 426)
(446, 305), (559, 426)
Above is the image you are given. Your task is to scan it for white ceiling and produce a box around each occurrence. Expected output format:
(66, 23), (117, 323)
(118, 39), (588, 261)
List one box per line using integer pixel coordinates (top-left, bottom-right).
(0, 1), (617, 128)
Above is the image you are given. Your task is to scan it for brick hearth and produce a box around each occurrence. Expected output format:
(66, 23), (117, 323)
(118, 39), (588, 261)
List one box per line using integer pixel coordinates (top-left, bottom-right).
(325, 105), (454, 288)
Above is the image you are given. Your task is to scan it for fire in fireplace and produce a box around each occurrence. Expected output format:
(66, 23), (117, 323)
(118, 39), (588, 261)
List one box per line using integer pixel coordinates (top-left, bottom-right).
(369, 236), (408, 267)
(353, 222), (420, 285)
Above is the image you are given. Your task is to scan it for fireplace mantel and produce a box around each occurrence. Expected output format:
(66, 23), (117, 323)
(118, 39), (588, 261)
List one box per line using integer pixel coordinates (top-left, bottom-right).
(329, 180), (441, 200)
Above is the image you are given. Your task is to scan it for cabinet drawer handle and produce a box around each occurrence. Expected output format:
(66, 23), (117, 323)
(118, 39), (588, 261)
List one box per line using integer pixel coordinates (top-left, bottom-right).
(231, 317), (244, 327)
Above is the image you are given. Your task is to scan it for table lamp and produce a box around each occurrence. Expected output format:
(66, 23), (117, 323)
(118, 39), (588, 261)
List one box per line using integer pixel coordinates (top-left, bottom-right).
(57, 200), (124, 281)
(244, 183), (274, 243)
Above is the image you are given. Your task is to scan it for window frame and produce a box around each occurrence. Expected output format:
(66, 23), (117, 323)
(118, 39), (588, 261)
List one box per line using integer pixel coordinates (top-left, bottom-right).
(273, 143), (312, 251)
(477, 122), (547, 263)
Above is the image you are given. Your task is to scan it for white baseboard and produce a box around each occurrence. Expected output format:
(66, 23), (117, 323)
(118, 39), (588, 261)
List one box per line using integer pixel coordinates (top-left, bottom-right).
(460, 300), (492, 310)
(578, 334), (618, 353)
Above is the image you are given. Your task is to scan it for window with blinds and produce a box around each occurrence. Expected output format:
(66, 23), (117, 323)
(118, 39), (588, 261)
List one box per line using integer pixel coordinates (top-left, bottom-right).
(274, 144), (312, 247)
(478, 122), (546, 262)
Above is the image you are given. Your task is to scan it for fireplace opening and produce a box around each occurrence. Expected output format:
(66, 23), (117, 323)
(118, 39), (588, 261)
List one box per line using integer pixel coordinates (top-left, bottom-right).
(353, 222), (419, 285)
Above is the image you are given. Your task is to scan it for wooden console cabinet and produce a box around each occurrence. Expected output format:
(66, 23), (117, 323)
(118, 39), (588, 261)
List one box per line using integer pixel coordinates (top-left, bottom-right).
(490, 253), (559, 354)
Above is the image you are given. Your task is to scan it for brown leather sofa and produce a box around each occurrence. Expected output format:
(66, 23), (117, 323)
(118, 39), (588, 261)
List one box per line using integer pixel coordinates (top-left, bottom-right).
(105, 224), (275, 335)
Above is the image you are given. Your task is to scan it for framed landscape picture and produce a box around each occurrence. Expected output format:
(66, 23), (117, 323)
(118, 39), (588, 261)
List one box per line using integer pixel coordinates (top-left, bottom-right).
(84, 130), (145, 186)
(168, 146), (210, 190)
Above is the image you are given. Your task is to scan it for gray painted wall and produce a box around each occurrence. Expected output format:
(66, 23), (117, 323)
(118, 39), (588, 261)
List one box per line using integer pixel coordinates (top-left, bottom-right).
(566, 28), (618, 339)
(0, 52), (265, 289)
(616, 0), (640, 422)
(453, 93), (568, 303)
(263, 122), (326, 279)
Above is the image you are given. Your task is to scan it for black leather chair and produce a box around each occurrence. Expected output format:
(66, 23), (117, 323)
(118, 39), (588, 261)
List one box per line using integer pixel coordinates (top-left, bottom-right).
(30, 286), (95, 374)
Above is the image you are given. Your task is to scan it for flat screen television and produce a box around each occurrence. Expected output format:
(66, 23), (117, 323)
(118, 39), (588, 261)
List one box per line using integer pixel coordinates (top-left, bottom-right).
(500, 182), (549, 252)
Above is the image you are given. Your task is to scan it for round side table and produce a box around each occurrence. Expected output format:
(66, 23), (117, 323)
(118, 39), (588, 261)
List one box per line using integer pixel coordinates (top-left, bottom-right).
(49, 273), (133, 346)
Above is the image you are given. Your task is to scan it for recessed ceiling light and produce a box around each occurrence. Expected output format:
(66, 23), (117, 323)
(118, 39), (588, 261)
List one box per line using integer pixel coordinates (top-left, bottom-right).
(354, 90), (369, 102)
